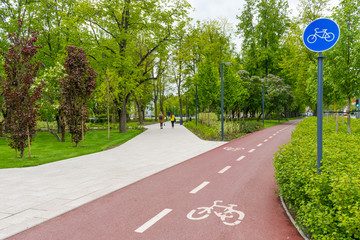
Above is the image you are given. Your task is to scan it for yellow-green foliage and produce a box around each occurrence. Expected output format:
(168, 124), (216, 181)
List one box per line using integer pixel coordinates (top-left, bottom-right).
(274, 117), (360, 239)
(198, 112), (218, 126)
(186, 112), (262, 141)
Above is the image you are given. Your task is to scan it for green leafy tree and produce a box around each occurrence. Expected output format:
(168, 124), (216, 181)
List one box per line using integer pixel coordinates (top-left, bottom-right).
(223, 65), (249, 119)
(264, 74), (292, 121)
(77, 0), (191, 133)
(237, 0), (290, 77)
(0, 21), (44, 158)
(326, 0), (360, 134)
(37, 62), (67, 141)
(194, 57), (219, 114)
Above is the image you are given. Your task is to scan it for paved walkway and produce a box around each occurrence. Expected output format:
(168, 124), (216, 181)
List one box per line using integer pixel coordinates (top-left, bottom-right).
(0, 122), (226, 239)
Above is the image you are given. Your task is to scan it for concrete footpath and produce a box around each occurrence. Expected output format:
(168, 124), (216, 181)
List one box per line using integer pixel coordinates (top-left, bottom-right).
(0, 122), (226, 239)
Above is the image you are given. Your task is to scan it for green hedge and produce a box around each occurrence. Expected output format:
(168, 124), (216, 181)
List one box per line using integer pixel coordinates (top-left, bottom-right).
(274, 117), (360, 239)
(184, 120), (262, 141)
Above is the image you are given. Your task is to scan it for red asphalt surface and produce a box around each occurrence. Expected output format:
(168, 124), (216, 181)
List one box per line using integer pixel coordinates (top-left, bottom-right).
(9, 119), (303, 240)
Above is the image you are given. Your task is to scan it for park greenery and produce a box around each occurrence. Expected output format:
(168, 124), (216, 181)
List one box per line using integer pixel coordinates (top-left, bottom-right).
(0, 129), (143, 168)
(0, 0), (358, 236)
(274, 117), (360, 239)
(0, 1), (358, 157)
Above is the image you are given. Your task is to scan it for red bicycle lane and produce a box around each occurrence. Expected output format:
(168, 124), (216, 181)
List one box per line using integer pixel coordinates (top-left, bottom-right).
(9, 119), (303, 240)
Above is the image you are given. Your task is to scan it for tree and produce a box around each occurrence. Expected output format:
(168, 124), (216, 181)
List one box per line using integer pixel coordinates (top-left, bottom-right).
(78, 0), (191, 133)
(0, 20), (44, 158)
(37, 62), (67, 141)
(237, 0), (290, 77)
(326, 0), (360, 134)
(60, 46), (97, 147)
(264, 74), (292, 121)
(194, 57), (219, 115)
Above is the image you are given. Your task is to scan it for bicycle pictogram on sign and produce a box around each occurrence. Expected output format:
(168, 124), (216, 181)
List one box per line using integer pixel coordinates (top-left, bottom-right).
(307, 28), (335, 44)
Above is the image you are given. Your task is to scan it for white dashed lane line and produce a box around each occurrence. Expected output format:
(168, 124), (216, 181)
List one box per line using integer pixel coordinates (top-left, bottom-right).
(264, 139), (268, 142)
(237, 156), (246, 161)
(135, 208), (173, 233)
(257, 143), (262, 147)
(248, 149), (255, 153)
(218, 166), (232, 174)
(189, 181), (210, 194)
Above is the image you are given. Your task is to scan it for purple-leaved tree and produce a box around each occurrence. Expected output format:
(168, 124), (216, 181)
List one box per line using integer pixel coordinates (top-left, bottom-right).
(0, 20), (44, 158)
(60, 46), (97, 147)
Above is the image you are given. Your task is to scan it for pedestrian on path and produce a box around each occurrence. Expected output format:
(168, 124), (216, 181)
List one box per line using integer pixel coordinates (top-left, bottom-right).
(170, 113), (175, 128)
(159, 112), (164, 129)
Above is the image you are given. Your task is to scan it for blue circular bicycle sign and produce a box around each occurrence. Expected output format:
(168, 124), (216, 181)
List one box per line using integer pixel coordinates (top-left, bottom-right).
(303, 18), (340, 52)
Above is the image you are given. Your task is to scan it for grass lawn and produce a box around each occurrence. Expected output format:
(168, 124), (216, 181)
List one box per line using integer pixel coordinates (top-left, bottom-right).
(0, 129), (143, 169)
(251, 118), (300, 128)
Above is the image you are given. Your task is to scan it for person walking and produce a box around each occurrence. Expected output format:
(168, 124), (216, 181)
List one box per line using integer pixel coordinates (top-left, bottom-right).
(159, 112), (165, 129)
(170, 113), (175, 128)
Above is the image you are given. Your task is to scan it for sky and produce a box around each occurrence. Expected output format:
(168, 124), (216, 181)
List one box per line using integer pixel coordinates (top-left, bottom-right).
(187, 0), (340, 51)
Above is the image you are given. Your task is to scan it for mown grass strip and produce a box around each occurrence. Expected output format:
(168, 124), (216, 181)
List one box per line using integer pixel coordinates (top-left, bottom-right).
(0, 129), (143, 169)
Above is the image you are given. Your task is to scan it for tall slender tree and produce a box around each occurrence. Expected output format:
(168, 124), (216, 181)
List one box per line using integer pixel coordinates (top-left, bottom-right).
(60, 46), (97, 147)
(0, 20), (44, 158)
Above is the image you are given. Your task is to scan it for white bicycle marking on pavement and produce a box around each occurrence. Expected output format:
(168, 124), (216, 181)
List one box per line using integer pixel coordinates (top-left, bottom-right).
(223, 147), (245, 151)
(187, 200), (245, 226)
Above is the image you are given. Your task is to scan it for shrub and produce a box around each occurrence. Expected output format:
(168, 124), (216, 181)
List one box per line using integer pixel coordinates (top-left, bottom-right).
(184, 121), (219, 140)
(184, 118), (262, 141)
(127, 123), (145, 130)
(274, 117), (360, 239)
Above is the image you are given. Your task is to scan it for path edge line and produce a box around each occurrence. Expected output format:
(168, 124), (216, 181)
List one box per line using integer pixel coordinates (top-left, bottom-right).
(279, 196), (309, 240)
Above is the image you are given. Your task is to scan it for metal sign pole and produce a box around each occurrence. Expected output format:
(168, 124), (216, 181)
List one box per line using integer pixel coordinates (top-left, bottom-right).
(316, 52), (325, 175)
(303, 18), (339, 175)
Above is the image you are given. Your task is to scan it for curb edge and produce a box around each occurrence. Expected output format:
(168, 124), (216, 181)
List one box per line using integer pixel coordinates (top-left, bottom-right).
(280, 196), (309, 240)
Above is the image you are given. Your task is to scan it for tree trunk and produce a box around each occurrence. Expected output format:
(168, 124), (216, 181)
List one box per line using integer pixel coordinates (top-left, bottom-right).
(107, 100), (110, 140)
(56, 115), (61, 134)
(106, 72), (110, 140)
(20, 149), (24, 158)
(47, 119), (62, 142)
(82, 119), (84, 146)
(59, 109), (66, 142)
(119, 95), (129, 133)
(27, 126), (31, 158)
(135, 96), (144, 125)
(327, 105), (329, 123)
(0, 120), (4, 137)
(154, 96), (158, 122)
(347, 96), (351, 134)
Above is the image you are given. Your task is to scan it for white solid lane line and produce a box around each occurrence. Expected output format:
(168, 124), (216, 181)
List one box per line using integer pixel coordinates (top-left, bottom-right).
(135, 208), (173, 233)
(257, 143), (263, 147)
(189, 181), (210, 194)
(248, 149), (255, 153)
(237, 156), (246, 161)
(218, 166), (232, 174)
